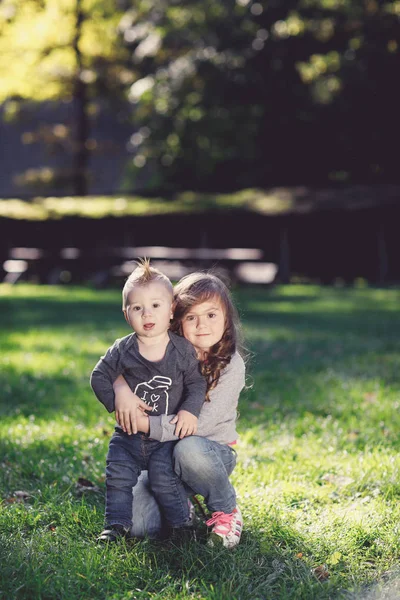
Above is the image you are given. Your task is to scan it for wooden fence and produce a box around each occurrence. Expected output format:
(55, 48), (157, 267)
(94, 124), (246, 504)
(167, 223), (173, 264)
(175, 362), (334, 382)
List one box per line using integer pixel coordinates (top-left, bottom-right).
(0, 202), (399, 285)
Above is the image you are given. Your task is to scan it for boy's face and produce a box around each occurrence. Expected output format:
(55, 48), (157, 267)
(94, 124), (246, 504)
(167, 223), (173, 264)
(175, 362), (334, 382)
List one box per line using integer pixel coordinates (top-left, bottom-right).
(124, 281), (173, 339)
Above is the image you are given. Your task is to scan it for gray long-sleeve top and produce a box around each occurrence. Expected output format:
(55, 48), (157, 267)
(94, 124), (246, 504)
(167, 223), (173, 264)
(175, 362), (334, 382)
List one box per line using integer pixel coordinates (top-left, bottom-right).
(149, 352), (245, 445)
(91, 331), (206, 417)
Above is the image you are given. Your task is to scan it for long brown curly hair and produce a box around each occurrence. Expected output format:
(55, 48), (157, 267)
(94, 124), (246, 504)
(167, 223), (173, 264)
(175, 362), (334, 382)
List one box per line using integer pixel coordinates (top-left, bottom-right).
(171, 272), (243, 401)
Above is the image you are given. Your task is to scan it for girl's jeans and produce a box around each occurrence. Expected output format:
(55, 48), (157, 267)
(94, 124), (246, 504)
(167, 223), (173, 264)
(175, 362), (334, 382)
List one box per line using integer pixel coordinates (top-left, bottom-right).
(147, 435), (237, 529)
(105, 428), (178, 529)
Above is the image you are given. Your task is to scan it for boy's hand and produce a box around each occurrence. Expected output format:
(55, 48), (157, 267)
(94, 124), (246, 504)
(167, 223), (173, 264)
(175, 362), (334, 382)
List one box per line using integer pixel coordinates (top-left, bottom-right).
(170, 410), (198, 439)
(136, 408), (150, 434)
(114, 381), (149, 435)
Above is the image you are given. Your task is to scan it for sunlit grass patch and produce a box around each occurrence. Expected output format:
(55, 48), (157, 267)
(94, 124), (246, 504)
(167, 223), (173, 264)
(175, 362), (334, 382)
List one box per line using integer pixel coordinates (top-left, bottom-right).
(1, 283), (400, 599)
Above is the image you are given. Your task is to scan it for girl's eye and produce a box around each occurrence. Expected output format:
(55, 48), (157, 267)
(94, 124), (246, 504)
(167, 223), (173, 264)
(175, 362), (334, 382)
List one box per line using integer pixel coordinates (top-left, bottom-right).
(208, 313), (216, 319)
(185, 315), (195, 321)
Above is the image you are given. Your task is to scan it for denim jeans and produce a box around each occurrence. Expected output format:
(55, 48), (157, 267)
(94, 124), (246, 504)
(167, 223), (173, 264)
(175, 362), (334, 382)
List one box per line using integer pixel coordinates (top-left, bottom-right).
(147, 435), (237, 529)
(173, 436), (237, 513)
(105, 428), (177, 529)
(147, 442), (192, 528)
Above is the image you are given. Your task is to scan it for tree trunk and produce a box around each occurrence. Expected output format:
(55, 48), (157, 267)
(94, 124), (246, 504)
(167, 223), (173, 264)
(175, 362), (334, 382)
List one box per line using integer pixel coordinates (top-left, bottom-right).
(72, 0), (89, 196)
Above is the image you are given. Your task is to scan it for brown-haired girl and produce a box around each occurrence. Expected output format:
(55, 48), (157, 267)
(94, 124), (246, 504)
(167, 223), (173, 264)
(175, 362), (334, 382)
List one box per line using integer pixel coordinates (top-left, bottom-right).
(131, 272), (246, 548)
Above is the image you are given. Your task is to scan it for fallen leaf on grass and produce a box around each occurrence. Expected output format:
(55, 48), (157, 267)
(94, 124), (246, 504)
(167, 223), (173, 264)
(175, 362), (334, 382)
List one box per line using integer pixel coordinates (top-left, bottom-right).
(4, 490), (31, 504)
(296, 552), (303, 559)
(312, 564), (330, 582)
(4, 497), (16, 504)
(15, 490), (30, 499)
(327, 551), (342, 565)
(14, 490), (31, 503)
(75, 477), (100, 495)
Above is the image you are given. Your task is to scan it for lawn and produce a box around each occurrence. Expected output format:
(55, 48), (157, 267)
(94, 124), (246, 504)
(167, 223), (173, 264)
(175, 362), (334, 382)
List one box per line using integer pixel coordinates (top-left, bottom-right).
(1, 283), (400, 600)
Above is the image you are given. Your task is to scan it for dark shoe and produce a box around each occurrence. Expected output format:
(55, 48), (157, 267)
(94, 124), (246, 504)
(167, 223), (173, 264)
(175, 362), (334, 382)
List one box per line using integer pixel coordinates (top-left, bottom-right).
(97, 524), (130, 543)
(170, 525), (197, 544)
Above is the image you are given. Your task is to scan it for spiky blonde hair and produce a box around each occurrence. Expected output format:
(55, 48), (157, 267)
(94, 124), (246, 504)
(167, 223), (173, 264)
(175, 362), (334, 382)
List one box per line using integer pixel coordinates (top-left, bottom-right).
(122, 258), (173, 309)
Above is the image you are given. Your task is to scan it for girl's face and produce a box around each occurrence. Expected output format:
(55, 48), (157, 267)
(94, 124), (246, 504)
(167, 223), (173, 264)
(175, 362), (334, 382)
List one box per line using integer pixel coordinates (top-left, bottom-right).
(181, 297), (226, 358)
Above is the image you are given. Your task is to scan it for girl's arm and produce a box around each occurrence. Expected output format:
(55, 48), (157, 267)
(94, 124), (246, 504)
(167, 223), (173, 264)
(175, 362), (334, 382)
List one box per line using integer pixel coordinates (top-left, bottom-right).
(148, 353), (245, 444)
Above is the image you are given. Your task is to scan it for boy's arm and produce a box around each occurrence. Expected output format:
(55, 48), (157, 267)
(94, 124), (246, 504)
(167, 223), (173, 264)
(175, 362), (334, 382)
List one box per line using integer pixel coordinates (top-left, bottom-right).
(90, 341), (123, 413)
(91, 342), (149, 429)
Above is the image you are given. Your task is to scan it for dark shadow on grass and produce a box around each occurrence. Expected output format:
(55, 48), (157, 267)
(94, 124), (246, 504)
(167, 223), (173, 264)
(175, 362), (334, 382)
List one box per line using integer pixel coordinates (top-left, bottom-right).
(0, 365), (106, 422)
(0, 294), (122, 331)
(0, 437), (353, 600)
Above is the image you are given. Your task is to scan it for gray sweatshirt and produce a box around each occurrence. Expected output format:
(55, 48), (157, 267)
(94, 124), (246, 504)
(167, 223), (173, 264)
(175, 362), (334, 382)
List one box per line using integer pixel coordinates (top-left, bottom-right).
(91, 331), (206, 417)
(149, 352), (245, 445)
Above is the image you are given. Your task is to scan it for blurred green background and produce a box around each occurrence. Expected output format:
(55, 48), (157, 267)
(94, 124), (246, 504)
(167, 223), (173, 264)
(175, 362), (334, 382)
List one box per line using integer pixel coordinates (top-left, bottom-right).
(1, 0), (399, 196)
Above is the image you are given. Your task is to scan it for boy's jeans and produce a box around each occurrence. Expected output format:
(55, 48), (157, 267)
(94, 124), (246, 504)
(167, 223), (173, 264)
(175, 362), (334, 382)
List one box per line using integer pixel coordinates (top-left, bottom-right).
(105, 429), (181, 529)
(147, 435), (237, 529)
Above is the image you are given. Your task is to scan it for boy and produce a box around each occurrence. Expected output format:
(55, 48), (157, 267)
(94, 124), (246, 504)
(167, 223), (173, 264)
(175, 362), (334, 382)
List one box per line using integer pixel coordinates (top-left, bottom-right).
(91, 259), (206, 542)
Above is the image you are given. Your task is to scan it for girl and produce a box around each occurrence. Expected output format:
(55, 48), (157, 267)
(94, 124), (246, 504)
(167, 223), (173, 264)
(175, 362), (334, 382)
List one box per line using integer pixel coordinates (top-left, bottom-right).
(115, 272), (246, 549)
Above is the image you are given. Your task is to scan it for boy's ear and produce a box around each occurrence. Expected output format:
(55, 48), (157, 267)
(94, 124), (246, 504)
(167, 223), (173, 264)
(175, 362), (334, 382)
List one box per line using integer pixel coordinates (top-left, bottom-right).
(123, 308), (131, 326)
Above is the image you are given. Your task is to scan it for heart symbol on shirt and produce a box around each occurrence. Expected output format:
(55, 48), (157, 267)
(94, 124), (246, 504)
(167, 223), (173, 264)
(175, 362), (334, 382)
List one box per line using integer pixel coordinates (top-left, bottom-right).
(150, 394), (160, 403)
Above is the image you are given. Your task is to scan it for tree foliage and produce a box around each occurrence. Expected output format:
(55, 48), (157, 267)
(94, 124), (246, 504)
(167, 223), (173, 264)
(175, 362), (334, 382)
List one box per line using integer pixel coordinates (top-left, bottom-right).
(122, 0), (400, 191)
(0, 0), (399, 194)
(0, 0), (127, 102)
(0, 0), (130, 194)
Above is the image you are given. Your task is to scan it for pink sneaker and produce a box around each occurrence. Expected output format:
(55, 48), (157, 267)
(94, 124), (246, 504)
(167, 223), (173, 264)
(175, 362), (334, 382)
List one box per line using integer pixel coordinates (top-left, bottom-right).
(206, 506), (243, 549)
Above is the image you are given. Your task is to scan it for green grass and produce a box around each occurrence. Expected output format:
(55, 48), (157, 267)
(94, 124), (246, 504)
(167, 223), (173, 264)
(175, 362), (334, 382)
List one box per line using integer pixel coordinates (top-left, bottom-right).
(1, 283), (400, 599)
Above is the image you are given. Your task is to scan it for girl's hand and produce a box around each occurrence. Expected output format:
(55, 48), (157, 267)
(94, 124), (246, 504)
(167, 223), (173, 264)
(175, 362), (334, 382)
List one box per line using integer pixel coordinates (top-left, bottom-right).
(170, 410), (198, 439)
(114, 377), (149, 434)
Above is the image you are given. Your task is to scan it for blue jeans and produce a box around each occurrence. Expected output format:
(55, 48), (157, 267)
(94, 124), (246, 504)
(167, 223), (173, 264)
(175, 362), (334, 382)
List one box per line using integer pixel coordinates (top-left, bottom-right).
(147, 436), (237, 529)
(105, 428), (177, 529)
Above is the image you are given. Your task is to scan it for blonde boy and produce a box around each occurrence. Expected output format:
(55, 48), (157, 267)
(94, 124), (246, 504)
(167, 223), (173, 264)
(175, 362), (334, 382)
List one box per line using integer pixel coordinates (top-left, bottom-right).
(91, 259), (206, 541)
